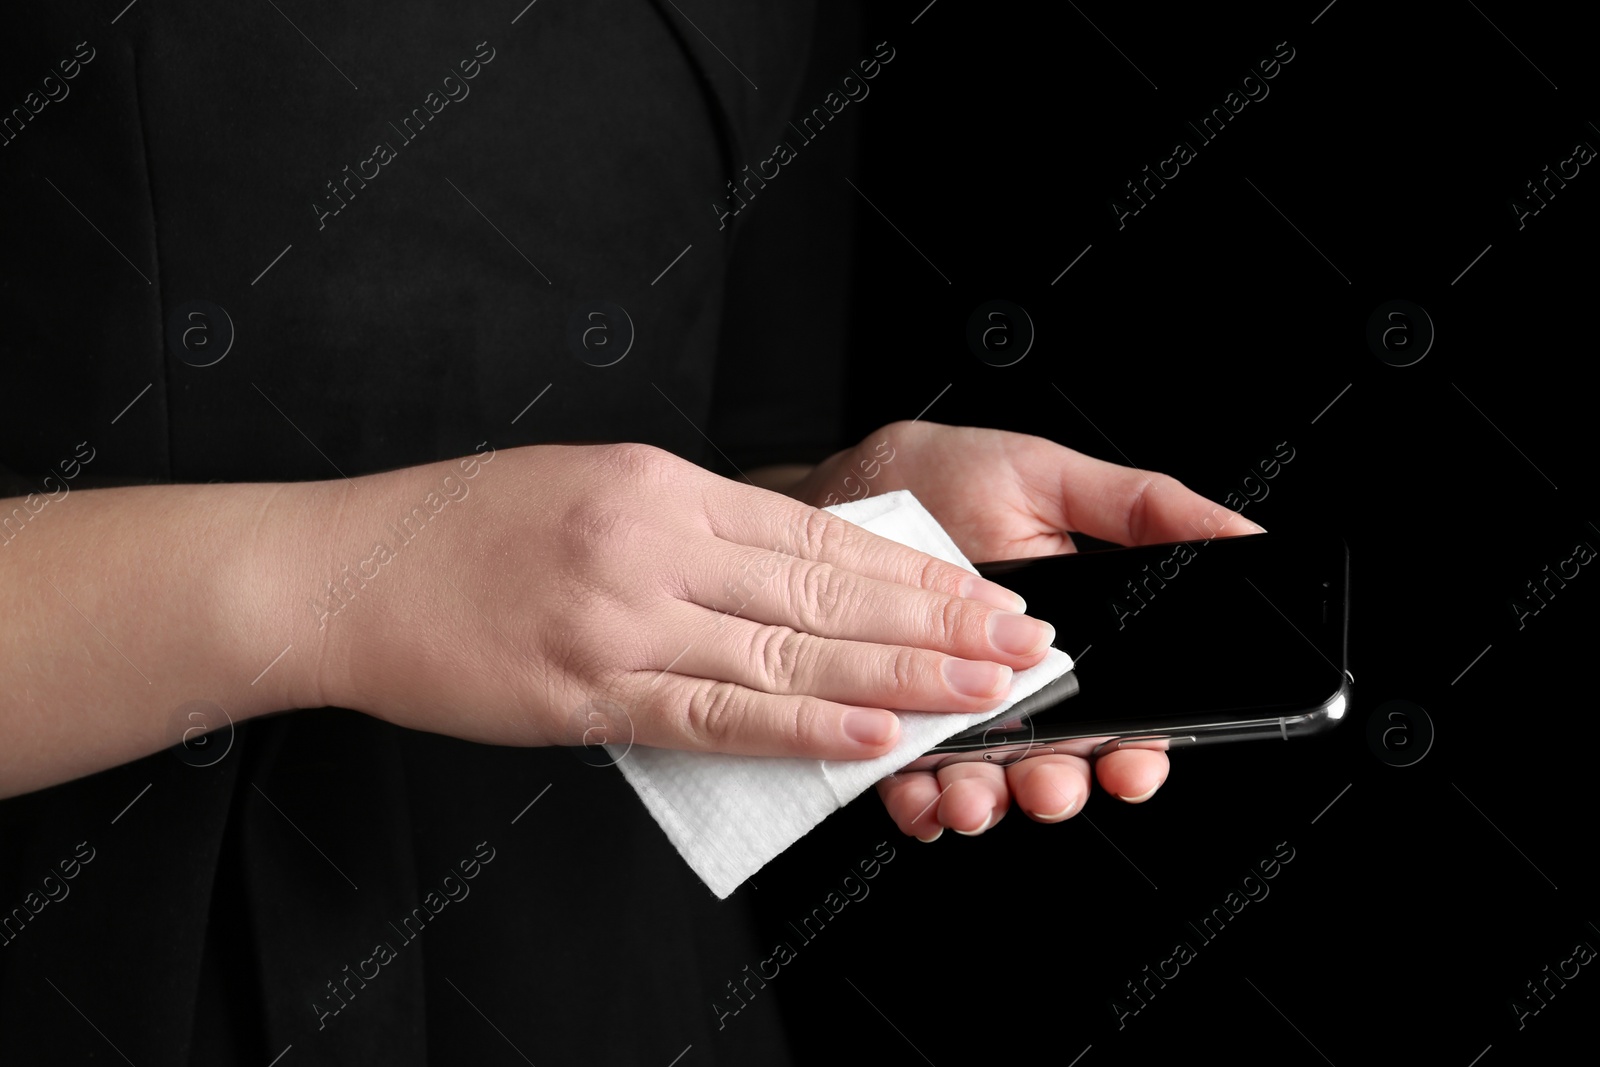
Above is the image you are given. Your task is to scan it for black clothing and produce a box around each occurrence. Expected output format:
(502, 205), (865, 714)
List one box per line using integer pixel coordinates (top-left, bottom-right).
(0, 2), (861, 1062)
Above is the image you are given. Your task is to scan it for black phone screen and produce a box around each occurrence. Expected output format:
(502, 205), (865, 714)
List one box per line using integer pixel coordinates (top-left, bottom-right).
(975, 529), (1348, 735)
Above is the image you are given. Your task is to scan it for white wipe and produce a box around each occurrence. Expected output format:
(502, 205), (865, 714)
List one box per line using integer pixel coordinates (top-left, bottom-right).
(609, 490), (1074, 898)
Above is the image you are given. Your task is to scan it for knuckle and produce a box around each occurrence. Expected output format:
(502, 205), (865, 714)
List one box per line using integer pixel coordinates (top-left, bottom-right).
(888, 645), (923, 700)
(1125, 472), (1178, 542)
(597, 443), (694, 498)
(784, 698), (824, 750)
(800, 506), (850, 561)
(685, 679), (743, 746)
(558, 449), (695, 564)
(556, 495), (631, 562)
(599, 441), (673, 478)
(933, 594), (971, 649)
(794, 561), (849, 624)
(755, 625), (808, 692)
(916, 553), (959, 596)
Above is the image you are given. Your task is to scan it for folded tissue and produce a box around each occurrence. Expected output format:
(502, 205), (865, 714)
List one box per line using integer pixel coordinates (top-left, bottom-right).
(609, 489), (1075, 898)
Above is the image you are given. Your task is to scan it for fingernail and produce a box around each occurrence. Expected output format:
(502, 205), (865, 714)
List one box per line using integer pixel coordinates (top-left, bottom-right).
(1242, 519), (1267, 533)
(916, 827), (943, 843)
(843, 709), (898, 747)
(954, 811), (994, 836)
(1117, 784), (1160, 803)
(988, 612), (1055, 656)
(942, 659), (1012, 699)
(1030, 801), (1077, 822)
(961, 575), (1026, 612)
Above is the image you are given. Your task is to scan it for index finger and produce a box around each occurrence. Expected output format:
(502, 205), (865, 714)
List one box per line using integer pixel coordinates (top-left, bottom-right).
(706, 481), (1027, 612)
(1018, 443), (1265, 547)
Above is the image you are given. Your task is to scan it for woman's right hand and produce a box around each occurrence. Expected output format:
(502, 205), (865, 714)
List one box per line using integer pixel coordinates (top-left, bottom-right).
(312, 443), (1057, 760)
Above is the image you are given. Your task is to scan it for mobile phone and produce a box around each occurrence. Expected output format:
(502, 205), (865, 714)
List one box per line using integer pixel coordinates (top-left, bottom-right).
(906, 528), (1350, 771)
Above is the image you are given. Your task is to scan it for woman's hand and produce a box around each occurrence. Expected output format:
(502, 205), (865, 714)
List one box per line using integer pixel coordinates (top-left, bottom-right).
(786, 421), (1264, 839)
(314, 442), (1058, 761)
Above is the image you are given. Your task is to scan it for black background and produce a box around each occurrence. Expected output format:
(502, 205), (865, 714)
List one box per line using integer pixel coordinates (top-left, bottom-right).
(1, 1), (1595, 1064)
(752, 2), (1598, 1064)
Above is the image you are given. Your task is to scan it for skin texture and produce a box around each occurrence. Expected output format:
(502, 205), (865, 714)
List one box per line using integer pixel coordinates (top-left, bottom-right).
(777, 421), (1263, 841)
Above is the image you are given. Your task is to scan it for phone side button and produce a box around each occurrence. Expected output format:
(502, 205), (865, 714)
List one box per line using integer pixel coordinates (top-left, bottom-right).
(982, 746), (1057, 763)
(1092, 735), (1195, 757)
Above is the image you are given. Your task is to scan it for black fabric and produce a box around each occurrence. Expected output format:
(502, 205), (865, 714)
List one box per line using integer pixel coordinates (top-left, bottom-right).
(0, 1), (860, 1062)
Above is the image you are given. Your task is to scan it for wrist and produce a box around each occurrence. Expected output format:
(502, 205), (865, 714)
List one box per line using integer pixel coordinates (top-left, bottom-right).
(216, 479), (350, 718)
(281, 443), (502, 718)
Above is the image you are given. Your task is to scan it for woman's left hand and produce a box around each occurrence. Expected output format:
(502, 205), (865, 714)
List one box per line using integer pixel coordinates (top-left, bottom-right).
(786, 421), (1264, 840)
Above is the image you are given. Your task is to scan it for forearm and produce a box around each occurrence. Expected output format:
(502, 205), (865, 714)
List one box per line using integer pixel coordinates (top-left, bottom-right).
(0, 480), (337, 798)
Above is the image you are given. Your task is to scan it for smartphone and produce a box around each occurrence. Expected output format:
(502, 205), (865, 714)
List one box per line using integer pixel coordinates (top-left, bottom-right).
(906, 528), (1350, 771)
